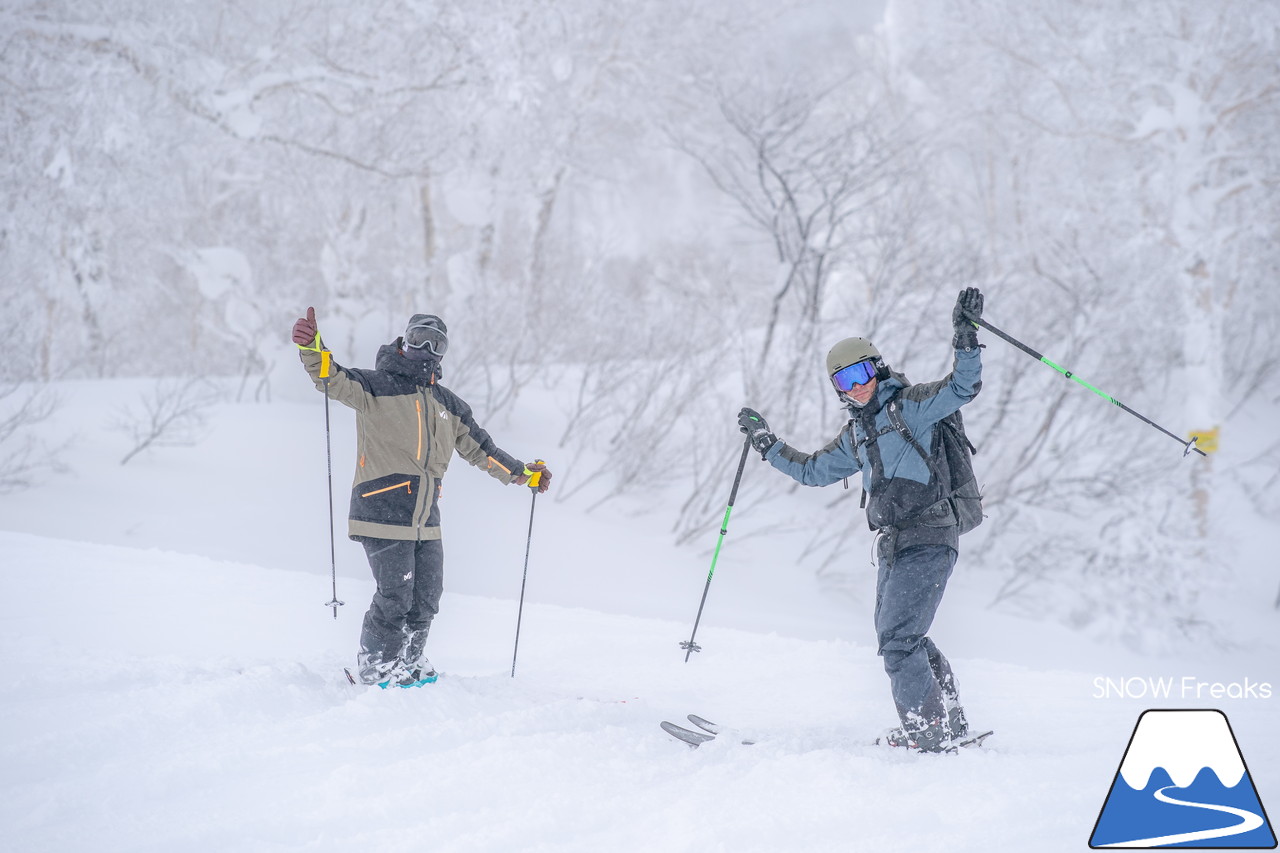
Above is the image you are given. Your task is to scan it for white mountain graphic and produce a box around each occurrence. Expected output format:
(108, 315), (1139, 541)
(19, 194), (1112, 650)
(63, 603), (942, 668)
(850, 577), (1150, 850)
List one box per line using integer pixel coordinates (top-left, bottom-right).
(1091, 709), (1275, 849)
(1118, 709), (1245, 790)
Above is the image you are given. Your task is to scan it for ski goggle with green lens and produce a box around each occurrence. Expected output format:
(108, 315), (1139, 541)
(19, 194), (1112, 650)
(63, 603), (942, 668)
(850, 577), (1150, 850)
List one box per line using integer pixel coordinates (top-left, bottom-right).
(404, 317), (448, 357)
(830, 359), (877, 392)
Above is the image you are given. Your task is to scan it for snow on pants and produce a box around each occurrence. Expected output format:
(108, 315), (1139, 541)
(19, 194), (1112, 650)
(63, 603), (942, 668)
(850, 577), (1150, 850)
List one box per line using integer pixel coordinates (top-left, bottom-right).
(359, 537), (444, 662)
(874, 543), (959, 729)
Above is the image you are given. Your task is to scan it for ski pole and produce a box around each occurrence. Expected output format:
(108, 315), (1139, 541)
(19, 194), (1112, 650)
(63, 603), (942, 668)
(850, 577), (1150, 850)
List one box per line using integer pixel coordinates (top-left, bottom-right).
(319, 351), (344, 618)
(681, 437), (752, 662)
(964, 313), (1207, 457)
(511, 460), (544, 677)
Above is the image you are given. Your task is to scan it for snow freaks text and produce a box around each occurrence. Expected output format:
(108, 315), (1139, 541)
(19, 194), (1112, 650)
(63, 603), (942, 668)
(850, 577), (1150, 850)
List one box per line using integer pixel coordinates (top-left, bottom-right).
(1092, 676), (1273, 701)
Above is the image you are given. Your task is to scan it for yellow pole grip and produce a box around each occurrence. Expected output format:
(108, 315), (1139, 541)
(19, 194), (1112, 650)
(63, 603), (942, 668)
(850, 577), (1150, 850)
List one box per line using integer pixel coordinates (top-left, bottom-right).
(524, 459), (545, 489)
(320, 350), (331, 379)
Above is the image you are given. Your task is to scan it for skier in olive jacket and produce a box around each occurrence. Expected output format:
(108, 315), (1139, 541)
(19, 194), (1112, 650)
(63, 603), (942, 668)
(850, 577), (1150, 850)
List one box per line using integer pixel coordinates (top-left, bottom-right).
(737, 288), (984, 752)
(292, 307), (550, 686)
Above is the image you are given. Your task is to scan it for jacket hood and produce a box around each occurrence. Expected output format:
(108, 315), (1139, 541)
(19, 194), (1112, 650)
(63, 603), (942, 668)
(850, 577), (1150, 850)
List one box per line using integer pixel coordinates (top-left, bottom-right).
(845, 371), (908, 416)
(880, 371), (909, 395)
(375, 341), (440, 385)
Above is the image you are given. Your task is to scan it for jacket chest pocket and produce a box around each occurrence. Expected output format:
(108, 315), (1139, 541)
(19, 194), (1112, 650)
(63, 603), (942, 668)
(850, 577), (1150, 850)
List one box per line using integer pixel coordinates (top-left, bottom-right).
(350, 473), (421, 527)
(425, 406), (456, 464)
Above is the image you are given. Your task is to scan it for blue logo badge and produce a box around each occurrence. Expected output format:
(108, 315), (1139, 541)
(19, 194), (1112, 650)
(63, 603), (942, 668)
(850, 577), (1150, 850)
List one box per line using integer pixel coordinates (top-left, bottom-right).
(1090, 709), (1276, 848)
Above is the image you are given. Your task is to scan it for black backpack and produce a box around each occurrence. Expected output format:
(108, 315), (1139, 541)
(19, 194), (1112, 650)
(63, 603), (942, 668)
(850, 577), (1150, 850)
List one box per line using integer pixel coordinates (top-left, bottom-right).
(884, 402), (984, 535)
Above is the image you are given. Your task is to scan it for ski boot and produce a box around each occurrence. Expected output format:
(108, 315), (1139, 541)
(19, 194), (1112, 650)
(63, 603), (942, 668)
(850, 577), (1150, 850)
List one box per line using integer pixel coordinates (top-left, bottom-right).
(947, 704), (969, 740)
(926, 639), (967, 739)
(877, 715), (953, 753)
(355, 652), (404, 686)
(400, 658), (438, 686)
(399, 629), (438, 685)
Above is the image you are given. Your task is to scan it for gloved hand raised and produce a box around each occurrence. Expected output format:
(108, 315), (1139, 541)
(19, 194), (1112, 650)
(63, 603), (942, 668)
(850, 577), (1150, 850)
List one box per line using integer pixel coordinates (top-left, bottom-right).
(952, 287), (983, 350)
(293, 306), (320, 348)
(738, 407), (777, 458)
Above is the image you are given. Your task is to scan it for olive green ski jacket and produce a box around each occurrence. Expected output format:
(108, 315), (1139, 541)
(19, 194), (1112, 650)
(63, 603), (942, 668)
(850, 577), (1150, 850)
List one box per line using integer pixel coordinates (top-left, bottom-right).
(300, 341), (526, 541)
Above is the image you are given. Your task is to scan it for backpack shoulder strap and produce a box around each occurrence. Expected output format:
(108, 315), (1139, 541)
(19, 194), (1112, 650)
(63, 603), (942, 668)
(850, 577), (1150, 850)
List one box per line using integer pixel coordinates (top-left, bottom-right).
(885, 397), (947, 488)
(846, 416), (894, 468)
(944, 410), (978, 456)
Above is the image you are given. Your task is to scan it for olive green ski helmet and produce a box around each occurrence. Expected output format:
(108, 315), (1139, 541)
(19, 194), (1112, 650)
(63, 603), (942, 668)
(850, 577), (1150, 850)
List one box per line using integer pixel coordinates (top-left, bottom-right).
(826, 336), (886, 379)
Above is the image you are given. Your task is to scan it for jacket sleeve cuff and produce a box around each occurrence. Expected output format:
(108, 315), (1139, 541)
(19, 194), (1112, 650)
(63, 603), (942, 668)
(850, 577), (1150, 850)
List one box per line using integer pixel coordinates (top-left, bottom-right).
(952, 329), (980, 351)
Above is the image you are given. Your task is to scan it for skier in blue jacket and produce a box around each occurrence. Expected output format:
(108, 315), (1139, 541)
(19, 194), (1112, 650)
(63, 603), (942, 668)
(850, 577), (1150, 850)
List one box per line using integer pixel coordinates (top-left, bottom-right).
(737, 288), (985, 752)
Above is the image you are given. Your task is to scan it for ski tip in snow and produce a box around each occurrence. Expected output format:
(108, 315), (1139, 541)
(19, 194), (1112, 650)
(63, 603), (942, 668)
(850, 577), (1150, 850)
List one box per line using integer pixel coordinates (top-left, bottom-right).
(661, 716), (755, 748)
(687, 714), (721, 735)
(661, 721), (716, 748)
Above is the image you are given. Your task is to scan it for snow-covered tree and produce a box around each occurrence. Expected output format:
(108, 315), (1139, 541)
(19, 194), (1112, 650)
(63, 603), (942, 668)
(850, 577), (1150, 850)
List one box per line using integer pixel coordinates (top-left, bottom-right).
(881, 0), (1280, 646)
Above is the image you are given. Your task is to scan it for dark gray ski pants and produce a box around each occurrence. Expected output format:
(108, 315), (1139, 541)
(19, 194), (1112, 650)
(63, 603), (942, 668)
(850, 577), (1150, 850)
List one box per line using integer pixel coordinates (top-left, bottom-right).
(359, 537), (444, 662)
(874, 543), (960, 729)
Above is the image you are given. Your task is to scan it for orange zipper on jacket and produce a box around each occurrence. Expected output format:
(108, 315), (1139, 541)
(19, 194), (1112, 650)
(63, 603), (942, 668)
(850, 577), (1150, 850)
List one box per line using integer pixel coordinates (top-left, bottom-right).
(415, 399), (423, 461)
(361, 481), (413, 498)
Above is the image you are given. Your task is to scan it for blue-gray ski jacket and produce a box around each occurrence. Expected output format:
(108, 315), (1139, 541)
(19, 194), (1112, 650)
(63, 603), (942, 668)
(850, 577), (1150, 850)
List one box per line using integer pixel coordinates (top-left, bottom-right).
(763, 345), (982, 553)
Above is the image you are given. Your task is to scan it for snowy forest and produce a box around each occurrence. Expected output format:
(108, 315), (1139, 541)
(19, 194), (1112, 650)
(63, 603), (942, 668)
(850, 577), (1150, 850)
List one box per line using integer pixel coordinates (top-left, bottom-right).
(3, 0), (1279, 648)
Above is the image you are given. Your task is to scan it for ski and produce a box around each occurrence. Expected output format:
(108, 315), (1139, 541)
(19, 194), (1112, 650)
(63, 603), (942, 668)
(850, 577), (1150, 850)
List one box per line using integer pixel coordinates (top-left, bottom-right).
(380, 673), (438, 689)
(343, 667), (439, 689)
(687, 714), (720, 735)
(661, 721), (716, 748)
(663, 714), (990, 752)
(660, 715), (755, 748)
(956, 729), (994, 749)
(874, 728), (995, 753)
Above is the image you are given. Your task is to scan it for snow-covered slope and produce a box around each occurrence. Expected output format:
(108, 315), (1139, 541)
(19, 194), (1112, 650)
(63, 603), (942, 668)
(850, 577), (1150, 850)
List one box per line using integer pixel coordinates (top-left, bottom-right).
(0, 529), (1222, 853)
(1, 375), (1277, 852)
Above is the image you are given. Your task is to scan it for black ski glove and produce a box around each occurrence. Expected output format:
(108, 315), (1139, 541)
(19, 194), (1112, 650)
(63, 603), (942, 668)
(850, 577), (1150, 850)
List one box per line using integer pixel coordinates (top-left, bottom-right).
(952, 287), (984, 350)
(738, 407), (777, 458)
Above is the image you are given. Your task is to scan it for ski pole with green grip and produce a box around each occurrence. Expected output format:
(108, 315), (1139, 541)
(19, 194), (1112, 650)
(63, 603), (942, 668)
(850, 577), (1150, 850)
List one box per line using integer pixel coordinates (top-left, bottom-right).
(962, 312), (1207, 457)
(681, 437), (752, 662)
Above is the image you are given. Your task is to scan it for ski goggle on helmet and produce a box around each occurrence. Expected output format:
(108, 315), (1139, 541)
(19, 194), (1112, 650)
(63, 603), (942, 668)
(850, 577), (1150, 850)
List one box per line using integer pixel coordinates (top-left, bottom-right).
(404, 314), (448, 358)
(826, 336), (883, 392)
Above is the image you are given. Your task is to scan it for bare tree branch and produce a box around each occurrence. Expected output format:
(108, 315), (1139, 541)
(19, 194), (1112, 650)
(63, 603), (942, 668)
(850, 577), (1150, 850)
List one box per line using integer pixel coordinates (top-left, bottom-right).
(115, 379), (222, 466)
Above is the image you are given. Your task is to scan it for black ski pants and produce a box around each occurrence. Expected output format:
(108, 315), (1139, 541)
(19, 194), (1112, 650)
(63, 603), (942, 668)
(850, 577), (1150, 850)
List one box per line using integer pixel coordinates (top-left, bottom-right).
(874, 543), (961, 729)
(358, 537), (444, 663)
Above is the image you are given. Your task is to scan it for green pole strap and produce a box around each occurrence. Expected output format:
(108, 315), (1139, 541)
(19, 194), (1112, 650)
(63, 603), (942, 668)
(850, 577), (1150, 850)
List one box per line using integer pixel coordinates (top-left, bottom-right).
(967, 314), (1206, 457)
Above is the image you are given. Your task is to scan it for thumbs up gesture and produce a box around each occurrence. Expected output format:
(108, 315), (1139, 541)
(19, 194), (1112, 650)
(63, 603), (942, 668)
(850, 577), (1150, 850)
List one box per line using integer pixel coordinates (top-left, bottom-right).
(293, 307), (319, 347)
